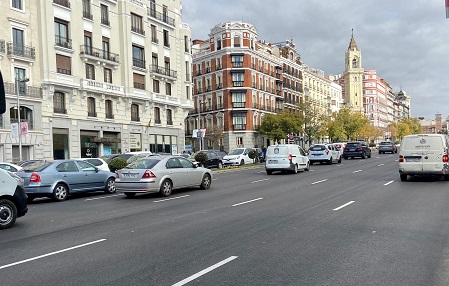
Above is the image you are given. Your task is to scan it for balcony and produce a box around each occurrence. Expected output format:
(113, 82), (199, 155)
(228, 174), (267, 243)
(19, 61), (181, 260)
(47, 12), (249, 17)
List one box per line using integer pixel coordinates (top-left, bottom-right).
(151, 65), (177, 79)
(232, 62), (243, 68)
(233, 124), (246, 130)
(132, 57), (146, 69)
(57, 68), (71, 75)
(80, 79), (125, 95)
(232, 102), (245, 108)
(55, 35), (72, 49)
(147, 8), (175, 27)
(79, 45), (120, 65)
(101, 16), (110, 26)
(133, 82), (145, 90)
(54, 107), (67, 114)
(233, 81), (243, 87)
(53, 0), (70, 8)
(7, 43), (35, 61)
(151, 37), (159, 44)
(83, 10), (93, 20)
(131, 26), (145, 36)
(11, 119), (34, 130)
(88, 111), (97, 117)
(4, 82), (42, 98)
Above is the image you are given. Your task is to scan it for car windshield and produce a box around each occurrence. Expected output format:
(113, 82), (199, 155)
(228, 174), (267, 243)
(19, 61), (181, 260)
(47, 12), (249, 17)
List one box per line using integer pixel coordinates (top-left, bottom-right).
(229, 149), (244, 155)
(310, 145), (326, 151)
(126, 158), (161, 169)
(23, 161), (52, 172)
(346, 143), (360, 147)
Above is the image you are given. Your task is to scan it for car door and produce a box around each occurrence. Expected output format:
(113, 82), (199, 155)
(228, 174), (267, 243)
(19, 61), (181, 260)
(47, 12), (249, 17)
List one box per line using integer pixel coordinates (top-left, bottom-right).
(244, 148), (253, 164)
(206, 152), (219, 168)
(165, 157), (185, 188)
(55, 161), (85, 192)
(328, 145), (338, 162)
(298, 146), (309, 168)
(76, 160), (104, 190)
(179, 157), (201, 186)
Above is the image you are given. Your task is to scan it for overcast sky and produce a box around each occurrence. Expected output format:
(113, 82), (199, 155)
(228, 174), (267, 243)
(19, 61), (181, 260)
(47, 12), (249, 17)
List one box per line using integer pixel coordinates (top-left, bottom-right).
(183, 0), (449, 120)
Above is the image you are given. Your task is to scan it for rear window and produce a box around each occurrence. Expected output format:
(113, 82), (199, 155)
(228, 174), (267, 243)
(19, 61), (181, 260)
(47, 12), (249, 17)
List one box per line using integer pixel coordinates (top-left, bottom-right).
(127, 158), (160, 169)
(310, 145), (326, 151)
(23, 161), (52, 172)
(346, 142), (360, 147)
(380, 142), (392, 146)
(267, 147), (288, 155)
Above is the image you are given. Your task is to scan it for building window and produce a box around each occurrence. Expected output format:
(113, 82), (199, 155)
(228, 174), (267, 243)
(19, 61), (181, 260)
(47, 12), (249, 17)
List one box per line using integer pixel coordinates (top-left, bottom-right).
(132, 45), (145, 68)
(54, 19), (70, 48)
(186, 86), (190, 100)
(131, 104), (139, 121)
(53, 92), (67, 114)
(232, 92), (246, 108)
(131, 13), (144, 35)
(12, 0), (23, 10)
(184, 35), (189, 53)
(82, 0), (93, 20)
(233, 114), (247, 130)
(149, 0), (156, 17)
(84, 31), (92, 55)
(234, 35), (241, 47)
(133, 73), (145, 90)
(154, 107), (161, 124)
(231, 55), (243, 68)
(166, 109), (173, 125)
(166, 82), (171, 96)
(102, 37), (110, 60)
(104, 68), (112, 83)
(14, 67), (26, 95)
(105, 99), (114, 119)
(86, 63), (95, 80)
(56, 54), (71, 75)
(232, 72), (244, 87)
(217, 39), (221, 51)
(100, 4), (109, 26)
(151, 25), (158, 43)
(12, 28), (24, 56)
(163, 29), (170, 47)
(164, 57), (170, 71)
(216, 58), (222, 70)
(153, 79), (160, 93)
(87, 97), (96, 117)
(10, 106), (33, 130)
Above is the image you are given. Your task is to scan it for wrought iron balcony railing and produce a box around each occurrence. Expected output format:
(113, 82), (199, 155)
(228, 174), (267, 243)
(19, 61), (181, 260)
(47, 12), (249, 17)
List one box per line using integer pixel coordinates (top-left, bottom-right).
(147, 8), (175, 26)
(151, 65), (177, 78)
(133, 82), (145, 90)
(7, 43), (35, 60)
(131, 26), (145, 35)
(87, 111), (97, 117)
(233, 124), (246, 130)
(55, 35), (72, 49)
(53, 0), (70, 8)
(79, 45), (119, 63)
(83, 10), (93, 20)
(4, 82), (42, 98)
(133, 58), (146, 69)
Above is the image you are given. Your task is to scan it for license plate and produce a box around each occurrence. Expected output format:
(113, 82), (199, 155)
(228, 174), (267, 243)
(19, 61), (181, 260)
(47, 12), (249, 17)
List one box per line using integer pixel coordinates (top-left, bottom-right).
(350, 149), (356, 151)
(406, 158), (421, 162)
(269, 160), (278, 163)
(122, 173), (138, 178)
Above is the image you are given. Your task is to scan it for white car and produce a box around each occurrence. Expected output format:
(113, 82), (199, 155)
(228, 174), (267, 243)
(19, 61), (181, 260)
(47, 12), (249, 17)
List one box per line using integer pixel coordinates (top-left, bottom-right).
(222, 148), (254, 166)
(0, 162), (23, 172)
(76, 158), (111, 172)
(265, 144), (310, 174)
(308, 144), (342, 165)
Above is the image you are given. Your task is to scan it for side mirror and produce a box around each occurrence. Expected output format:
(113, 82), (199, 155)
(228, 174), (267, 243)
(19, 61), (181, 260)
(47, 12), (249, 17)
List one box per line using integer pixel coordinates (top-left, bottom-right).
(95, 167), (99, 172)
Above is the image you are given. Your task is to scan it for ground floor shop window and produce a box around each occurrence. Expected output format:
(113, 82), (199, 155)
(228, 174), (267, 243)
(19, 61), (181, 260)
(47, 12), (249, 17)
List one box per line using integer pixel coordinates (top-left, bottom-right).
(53, 132), (69, 159)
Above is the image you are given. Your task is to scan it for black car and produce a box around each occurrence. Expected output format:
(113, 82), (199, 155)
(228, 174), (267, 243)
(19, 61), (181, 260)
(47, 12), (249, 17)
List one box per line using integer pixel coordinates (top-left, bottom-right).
(343, 141), (372, 159)
(378, 141), (398, 154)
(189, 150), (224, 169)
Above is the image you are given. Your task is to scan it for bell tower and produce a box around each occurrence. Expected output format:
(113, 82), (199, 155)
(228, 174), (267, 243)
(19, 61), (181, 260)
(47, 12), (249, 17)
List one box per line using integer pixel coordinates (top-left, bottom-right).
(344, 30), (364, 113)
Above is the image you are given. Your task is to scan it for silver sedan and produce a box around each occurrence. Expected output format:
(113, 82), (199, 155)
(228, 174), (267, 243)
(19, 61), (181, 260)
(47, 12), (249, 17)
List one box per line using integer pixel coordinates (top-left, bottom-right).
(115, 155), (213, 198)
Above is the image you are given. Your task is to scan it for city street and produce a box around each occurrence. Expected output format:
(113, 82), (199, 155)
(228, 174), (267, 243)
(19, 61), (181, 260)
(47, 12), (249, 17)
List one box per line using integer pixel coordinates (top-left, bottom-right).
(2, 154), (449, 285)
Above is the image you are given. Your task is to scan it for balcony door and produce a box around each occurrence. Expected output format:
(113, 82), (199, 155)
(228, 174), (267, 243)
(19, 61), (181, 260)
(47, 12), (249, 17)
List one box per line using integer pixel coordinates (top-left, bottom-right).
(12, 28), (24, 56)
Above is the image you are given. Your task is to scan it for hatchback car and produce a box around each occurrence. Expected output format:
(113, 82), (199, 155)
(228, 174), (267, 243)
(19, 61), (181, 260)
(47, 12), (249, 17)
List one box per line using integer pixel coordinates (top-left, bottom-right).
(222, 148), (254, 166)
(16, 160), (116, 202)
(343, 141), (372, 159)
(378, 141), (398, 154)
(115, 155), (212, 197)
(0, 162), (23, 172)
(308, 144), (342, 164)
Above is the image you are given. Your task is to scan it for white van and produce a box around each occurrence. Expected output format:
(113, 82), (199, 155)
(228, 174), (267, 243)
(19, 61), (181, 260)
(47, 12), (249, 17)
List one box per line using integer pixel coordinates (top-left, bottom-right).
(399, 134), (449, 181)
(265, 144), (310, 175)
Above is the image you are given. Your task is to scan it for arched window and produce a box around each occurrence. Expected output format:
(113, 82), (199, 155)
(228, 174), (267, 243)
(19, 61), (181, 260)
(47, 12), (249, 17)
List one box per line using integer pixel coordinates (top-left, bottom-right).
(217, 39), (221, 51)
(352, 58), (357, 68)
(105, 99), (114, 119)
(10, 106), (33, 130)
(131, 103), (140, 122)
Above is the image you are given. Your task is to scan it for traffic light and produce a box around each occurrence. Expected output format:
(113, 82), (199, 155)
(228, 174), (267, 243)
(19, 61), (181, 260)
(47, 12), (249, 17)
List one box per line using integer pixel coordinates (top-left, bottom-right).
(0, 70), (5, 114)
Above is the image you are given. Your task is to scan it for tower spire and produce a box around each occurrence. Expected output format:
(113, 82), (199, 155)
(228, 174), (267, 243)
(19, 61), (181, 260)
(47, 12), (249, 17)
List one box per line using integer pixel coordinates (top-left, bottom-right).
(348, 30), (359, 51)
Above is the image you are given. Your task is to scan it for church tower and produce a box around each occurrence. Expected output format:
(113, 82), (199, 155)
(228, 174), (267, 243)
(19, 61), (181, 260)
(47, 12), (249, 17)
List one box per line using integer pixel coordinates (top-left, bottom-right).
(344, 32), (364, 113)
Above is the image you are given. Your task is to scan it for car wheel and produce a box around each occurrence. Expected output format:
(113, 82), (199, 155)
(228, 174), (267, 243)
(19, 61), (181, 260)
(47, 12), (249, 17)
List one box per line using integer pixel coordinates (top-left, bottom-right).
(292, 164), (298, 174)
(362, 153), (367, 159)
(343, 157), (348, 160)
(400, 174), (407, 181)
(338, 156), (342, 163)
(379, 151), (382, 154)
(0, 199), (17, 230)
(104, 177), (116, 194)
(159, 179), (173, 197)
(328, 157), (333, 165)
(218, 162), (223, 169)
(27, 195), (35, 203)
(240, 159), (245, 166)
(310, 161), (314, 165)
(124, 192), (136, 198)
(266, 170), (272, 175)
(368, 153), (371, 158)
(305, 162), (310, 171)
(200, 174), (211, 190)
(52, 183), (68, 202)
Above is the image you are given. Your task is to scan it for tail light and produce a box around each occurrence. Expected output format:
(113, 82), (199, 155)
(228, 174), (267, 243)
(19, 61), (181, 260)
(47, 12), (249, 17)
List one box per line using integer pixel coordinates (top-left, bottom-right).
(288, 153), (293, 163)
(357, 147), (363, 151)
(115, 171), (119, 179)
(399, 155), (404, 162)
(30, 173), (41, 183)
(443, 154), (448, 163)
(344, 147), (349, 151)
(142, 170), (156, 179)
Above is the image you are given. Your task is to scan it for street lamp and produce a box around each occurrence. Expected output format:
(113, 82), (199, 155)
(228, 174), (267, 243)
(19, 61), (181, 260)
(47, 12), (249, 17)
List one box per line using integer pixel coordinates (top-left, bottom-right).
(16, 77), (29, 162)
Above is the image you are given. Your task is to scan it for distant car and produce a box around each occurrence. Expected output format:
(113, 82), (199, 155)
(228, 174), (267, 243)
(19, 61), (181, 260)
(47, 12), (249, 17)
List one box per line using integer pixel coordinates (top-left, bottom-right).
(0, 169), (28, 229)
(308, 144), (342, 165)
(378, 141), (398, 154)
(343, 141), (372, 159)
(16, 160), (116, 202)
(75, 158), (111, 172)
(333, 142), (346, 151)
(115, 155), (212, 197)
(265, 144), (310, 174)
(189, 150), (224, 169)
(222, 148), (254, 166)
(0, 162), (23, 172)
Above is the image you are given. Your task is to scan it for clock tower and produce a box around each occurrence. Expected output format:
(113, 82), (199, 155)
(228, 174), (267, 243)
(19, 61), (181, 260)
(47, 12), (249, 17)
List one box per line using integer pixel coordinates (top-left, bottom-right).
(344, 31), (364, 113)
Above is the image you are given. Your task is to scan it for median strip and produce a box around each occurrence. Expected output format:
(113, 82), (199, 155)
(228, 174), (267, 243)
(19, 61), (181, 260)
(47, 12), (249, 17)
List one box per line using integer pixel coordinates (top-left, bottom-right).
(172, 256), (238, 286)
(154, 195), (190, 203)
(0, 239), (107, 270)
(232, 197), (263, 207)
(333, 201), (355, 211)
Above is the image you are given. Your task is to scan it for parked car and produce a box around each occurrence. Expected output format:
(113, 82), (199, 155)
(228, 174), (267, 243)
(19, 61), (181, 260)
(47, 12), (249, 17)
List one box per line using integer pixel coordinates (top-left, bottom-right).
(378, 141), (398, 154)
(399, 134), (449, 181)
(75, 158), (111, 172)
(254, 148), (266, 163)
(265, 144), (310, 174)
(333, 142), (346, 151)
(16, 160), (116, 202)
(222, 148), (254, 166)
(17, 160), (45, 168)
(343, 141), (372, 159)
(0, 169), (28, 229)
(189, 150), (224, 169)
(115, 155), (212, 197)
(308, 144), (342, 165)
(0, 162), (23, 172)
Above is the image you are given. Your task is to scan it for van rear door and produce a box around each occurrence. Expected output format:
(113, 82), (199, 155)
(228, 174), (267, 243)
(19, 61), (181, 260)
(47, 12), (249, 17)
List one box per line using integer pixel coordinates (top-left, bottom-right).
(401, 135), (445, 172)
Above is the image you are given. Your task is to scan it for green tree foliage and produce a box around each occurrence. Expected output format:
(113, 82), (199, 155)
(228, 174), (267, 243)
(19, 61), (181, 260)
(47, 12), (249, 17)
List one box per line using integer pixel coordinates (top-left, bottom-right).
(258, 110), (303, 143)
(388, 117), (423, 141)
(323, 107), (370, 141)
(296, 97), (326, 143)
(194, 152), (208, 166)
(108, 157), (128, 172)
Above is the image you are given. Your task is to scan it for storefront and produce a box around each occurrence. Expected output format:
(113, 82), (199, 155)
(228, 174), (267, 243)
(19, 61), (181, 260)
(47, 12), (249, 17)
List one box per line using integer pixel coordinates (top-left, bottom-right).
(80, 130), (99, 158)
(53, 128), (69, 159)
(149, 134), (177, 154)
(129, 133), (142, 152)
(91, 132), (121, 156)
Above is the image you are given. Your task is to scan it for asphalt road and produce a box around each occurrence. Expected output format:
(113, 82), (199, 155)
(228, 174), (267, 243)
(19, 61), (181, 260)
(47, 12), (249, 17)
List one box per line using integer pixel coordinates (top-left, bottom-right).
(2, 153), (449, 286)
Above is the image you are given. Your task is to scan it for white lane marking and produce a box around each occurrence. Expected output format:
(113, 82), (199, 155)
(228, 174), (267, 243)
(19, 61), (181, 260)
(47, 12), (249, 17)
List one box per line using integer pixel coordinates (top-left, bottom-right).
(378, 164), (384, 166)
(394, 160), (398, 162)
(85, 194), (124, 201)
(311, 179), (328, 185)
(154, 195), (190, 203)
(251, 178), (270, 184)
(0, 239), (106, 270)
(336, 164), (343, 166)
(212, 178), (219, 181)
(232, 197), (263, 207)
(353, 170), (362, 173)
(384, 180), (394, 186)
(258, 171), (265, 173)
(376, 157), (381, 159)
(172, 256), (238, 286)
(333, 201), (355, 211)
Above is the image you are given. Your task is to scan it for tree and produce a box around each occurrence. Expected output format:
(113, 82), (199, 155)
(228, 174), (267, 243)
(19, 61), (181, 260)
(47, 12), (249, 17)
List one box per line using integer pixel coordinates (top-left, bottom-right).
(258, 110), (302, 143)
(205, 125), (224, 149)
(296, 97), (326, 144)
(108, 157), (128, 172)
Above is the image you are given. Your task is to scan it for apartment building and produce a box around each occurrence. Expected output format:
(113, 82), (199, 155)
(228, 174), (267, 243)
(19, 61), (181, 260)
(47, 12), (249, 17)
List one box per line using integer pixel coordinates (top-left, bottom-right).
(303, 65), (331, 118)
(36, 0), (192, 159)
(0, 0), (44, 162)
